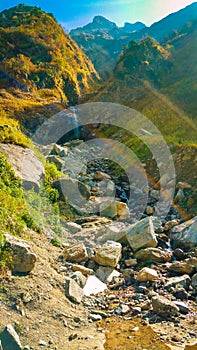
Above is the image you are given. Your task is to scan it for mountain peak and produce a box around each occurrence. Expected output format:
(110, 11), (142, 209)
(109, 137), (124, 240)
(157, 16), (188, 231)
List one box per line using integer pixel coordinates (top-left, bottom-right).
(122, 21), (146, 32)
(70, 15), (117, 35)
(93, 15), (116, 24)
(92, 15), (117, 29)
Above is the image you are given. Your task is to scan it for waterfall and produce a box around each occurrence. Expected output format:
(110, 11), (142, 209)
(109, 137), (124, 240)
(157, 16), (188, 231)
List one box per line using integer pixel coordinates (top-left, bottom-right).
(70, 106), (80, 140)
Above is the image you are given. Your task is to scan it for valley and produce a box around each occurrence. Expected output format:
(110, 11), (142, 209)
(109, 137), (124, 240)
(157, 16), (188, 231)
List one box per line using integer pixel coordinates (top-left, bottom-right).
(0, 3), (197, 350)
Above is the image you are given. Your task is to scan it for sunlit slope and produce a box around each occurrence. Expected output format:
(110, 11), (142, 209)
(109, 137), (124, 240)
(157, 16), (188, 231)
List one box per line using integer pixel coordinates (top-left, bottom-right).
(92, 24), (197, 144)
(0, 4), (100, 105)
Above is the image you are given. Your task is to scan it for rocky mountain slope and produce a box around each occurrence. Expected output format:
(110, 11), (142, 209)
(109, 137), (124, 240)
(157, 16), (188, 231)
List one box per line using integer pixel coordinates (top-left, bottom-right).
(130, 1), (197, 42)
(70, 2), (197, 78)
(91, 20), (197, 145)
(70, 16), (146, 78)
(70, 15), (146, 36)
(0, 4), (100, 105)
(0, 137), (197, 350)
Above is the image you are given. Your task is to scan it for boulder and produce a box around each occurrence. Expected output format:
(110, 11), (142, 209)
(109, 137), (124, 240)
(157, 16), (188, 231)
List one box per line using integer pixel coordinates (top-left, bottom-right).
(170, 217), (197, 250)
(93, 240), (122, 267)
(0, 144), (44, 192)
(187, 257), (197, 271)
(83, 276), (107, 296)
(174, 189), (185, 203)
(136, 267), (158, 282)
(134, 247), (172, 264)
(51, 144), (68, 157)
(71, 264), (93, 276)
(4, 234), (36, 273)
(164, 219), (180, 231)
(65, 277), (84, 303)
(173, 248), (186, 260)
(165, 275), (191, 290)
(53, 178), (91, 205)
(126, 217), (158, 252)
(0, 324), (22, 350)
(99, 200), (129, 219)
(124, 259), (138, 267)
(152, 295), (179, 317)
(191, 273), (197, 290)
(146, 206), (154, 215)
(71, 271), (87, 288)
(177, 181), (192, 190)
(174, 301), (189, 314)
(62, 221), (82, 234)
(64, 242), (88, 263)
(99, 200), (117, 219)
(185, 341), (197, 349)
(116, 202), (130, 220)
(93, 171), (111, 181)
(168, 261), (195, 275)
(89, 314), (102, 321)
(173, 287), (189, 301)
(97, 223), (127, 244)
(115, 304), (130, 315)
(150, 190), (160, 200)
(96, 266), (120, 283)
(47, 155), (65, 171)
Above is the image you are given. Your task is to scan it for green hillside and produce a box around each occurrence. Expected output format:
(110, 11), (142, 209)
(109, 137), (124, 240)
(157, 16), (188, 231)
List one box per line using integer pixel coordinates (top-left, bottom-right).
(70, 3), (197, 78)
(0, 4), (100, 105)
(161, 20), (197, 119)
(92, 22), (197, 145)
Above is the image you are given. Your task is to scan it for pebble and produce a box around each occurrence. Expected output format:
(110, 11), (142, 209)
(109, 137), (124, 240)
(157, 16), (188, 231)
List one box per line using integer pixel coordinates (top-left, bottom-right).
(38, 340), (47, 346)
(89, 313), (102, 321)
(115, 304), (130, 315)
(131, 327), (139, 332)
(174, 301), (190, 314)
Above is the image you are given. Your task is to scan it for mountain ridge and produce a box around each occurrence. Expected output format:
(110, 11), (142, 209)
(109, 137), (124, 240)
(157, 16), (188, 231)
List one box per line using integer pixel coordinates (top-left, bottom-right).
(128, 1), (197, 42)
(91, 20), (197, 144)
(70, 2), (197, 78)
(70, 15), (146, 36)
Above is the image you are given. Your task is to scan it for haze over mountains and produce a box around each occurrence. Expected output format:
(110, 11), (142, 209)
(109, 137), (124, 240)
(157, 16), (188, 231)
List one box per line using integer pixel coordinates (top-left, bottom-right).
(92, 19), (197, 143)
(70, 2), (197, 78)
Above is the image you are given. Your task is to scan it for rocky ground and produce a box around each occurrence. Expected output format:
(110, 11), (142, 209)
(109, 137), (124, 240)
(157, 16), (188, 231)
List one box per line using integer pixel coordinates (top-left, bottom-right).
(0, 139), (197, 350)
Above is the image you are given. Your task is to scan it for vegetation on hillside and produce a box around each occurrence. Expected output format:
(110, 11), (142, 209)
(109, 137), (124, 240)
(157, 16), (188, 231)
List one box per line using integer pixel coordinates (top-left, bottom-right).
(92, 20), (197, 145)
(0, 149), (70, 273)
(0, 152), (36, 272)
(0, 112), (30, 146)
(70, 3), (197, 78)
(115, 37), (171, 82)
(162, 19), (197, 119)
(0, 4), (100, 105)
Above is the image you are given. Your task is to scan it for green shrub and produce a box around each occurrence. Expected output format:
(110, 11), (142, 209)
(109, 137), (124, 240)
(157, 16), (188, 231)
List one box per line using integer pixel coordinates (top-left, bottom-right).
(50, 236), (62, 247)
(0, 114), (30, 147)
(0, 153), (39, 272)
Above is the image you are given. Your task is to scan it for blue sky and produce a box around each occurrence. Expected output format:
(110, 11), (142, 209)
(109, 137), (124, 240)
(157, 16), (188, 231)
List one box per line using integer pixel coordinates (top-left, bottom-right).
(0, 0), (196, 31)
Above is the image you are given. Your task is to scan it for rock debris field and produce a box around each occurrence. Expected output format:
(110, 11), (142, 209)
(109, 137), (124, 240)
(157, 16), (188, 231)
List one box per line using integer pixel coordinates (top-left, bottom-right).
(0, 140), (197, 350)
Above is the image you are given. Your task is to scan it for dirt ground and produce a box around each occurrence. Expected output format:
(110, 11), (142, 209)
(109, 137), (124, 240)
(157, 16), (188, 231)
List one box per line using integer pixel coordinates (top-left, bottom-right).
(0, 230), (196, 350)
(0, 231), (105, 350)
